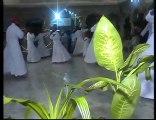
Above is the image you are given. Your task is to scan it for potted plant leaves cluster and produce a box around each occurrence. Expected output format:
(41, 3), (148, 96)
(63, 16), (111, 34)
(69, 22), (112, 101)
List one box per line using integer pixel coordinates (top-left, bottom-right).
(4, 84), (91, 119)
(4, 16), (154, 119)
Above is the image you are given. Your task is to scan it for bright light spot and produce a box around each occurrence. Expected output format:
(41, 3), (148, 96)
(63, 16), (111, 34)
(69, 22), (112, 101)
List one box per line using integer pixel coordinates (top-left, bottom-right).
(103, 24), (108, 32)
(75, 14), (77, 17)
(55, 13), (60, 19)
(131, 0), (139, 3)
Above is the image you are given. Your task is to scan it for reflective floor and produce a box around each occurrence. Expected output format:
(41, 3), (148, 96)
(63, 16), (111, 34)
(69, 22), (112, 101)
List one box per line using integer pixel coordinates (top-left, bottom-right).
(3, 53), (154, 119)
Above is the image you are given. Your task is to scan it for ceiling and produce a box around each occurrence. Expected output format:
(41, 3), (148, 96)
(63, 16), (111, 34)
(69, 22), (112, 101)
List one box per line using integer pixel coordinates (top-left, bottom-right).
(3, 0), (128, 7)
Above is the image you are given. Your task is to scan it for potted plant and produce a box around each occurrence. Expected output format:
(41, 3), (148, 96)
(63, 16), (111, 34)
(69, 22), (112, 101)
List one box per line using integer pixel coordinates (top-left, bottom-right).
(67, 15), (154, 119)
(4, 85), (91, 119)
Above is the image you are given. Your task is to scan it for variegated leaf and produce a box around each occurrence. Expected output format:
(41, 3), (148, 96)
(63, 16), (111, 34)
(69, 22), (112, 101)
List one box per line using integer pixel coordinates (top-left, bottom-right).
(94, 16), (124, 71)
(119, 44), (150, 72)
(111, 74), (141, 119)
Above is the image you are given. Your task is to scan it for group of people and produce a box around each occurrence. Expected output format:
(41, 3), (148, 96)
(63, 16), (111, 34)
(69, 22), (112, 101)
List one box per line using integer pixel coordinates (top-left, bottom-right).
(3, 15), (98, 77)
(3, 8), (154, 100)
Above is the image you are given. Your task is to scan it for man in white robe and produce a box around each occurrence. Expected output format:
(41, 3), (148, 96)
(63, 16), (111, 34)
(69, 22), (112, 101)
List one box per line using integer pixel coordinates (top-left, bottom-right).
(137, 9), (154, 99)
(3, 16), (27, 77)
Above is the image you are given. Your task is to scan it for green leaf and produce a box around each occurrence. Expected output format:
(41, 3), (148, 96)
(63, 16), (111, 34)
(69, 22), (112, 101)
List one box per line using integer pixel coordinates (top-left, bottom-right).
(119, 44), (150, 72)
(3, 96), (49, 119)
(111, 74), (141, 119)
(93, 16), (124, 71)
(149, 66), (154, 70)
(127, 55), (154, 77)
(145, 68), (152, 80)
(54, 89), (63, 118)
(45, 87), (54, 119)
(85, 81), (108, 92)
(57, 88), (75, 118)
(135, 55), (154, 73)
(25, 106), (31, 119)
(3, 96), (12, 104)
(72, 96), (91, 119)
(63, 99), (77, 119)
(69, 77), (131, 94)
(110, 84), (116, 94)
(101, 84), (109, 91)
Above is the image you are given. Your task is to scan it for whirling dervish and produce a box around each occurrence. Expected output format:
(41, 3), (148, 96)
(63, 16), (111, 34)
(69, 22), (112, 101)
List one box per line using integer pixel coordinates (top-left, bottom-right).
(3, 16), (27, 76)
(26, 27), (41, 63)
(137, 9), (154, 99)
(84, 24), (97, 63)
(36, 32), (51, 58)
(72, 26), (85, 56)
(50, 24), (71, 63)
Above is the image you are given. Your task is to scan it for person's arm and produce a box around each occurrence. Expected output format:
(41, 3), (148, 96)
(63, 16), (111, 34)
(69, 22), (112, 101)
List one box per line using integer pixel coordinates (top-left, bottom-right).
(140, 23), (150, 36)
(16, 26), (24, 39)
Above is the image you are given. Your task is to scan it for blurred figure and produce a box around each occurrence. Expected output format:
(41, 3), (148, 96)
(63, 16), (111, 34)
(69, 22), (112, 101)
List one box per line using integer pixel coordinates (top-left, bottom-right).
(84, 24), (97, 63)
(83, 30), (92, 57)
(140, 17), (151, 43)
(36, 32), (51, 58)
(84, 14), (101, 63)
(72, 26), (84, 56)
(26, 28), (41, 63)
(65, 29), (72, 53)
(137, 9), (154, 99)
(3, 16), (27, 76)
(131, 8), (147, 49)
(50, 24), (71, 63)
(61, 31), (69, 51)
(140, 4), (154, 44)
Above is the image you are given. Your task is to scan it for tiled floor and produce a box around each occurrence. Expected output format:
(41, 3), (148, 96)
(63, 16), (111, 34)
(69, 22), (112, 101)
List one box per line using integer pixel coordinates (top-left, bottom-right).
(3, 54), (154, 119)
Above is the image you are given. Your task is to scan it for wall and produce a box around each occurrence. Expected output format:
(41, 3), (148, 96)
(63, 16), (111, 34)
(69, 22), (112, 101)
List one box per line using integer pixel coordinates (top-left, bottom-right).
(3, 5), (120, 30)
(3, 0), (153, 33)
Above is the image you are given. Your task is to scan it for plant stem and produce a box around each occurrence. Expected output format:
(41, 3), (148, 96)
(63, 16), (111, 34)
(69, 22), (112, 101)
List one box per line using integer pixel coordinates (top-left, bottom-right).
(115, 69), (119, 90)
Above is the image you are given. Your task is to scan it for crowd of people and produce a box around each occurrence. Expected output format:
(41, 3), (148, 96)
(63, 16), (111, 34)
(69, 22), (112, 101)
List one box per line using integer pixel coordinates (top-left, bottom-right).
(3, 7), (154, 99)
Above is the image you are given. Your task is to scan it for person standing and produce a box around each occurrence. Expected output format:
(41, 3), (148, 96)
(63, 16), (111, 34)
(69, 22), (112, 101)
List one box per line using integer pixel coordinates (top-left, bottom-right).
(3, 16), (27, 76)
(72, 26), (84, 56)
(84, 24), (97, 63)
(26, 31), (41, 63)
(83, 30), (92, 57)
(137, 9), (154, 99)
(50, 24), (71, 63)
(36, 32), (51, 58)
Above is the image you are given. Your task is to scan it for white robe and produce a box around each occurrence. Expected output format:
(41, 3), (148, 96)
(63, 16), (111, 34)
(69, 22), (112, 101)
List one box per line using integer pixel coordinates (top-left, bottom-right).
(137, 9), (154, 99)
(27, 32), (41, 62)
(50, 31), (71, 63)
(61, 33), (69, 51)
(36, 32), (51, 57)
(3, 23), (27, 76)
(138, 33), (154, 99)
(73, 30), (84, 55)
(83, 37), (90, 57)
(84, 24), (97, 63)
(84, 38), (96, 63)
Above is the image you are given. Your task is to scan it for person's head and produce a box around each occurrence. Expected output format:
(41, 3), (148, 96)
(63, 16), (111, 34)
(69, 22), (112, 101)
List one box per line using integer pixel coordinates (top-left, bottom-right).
(11, 16), (20, 26)
(53, 24), (57, 31)
(145, 9), (154, 24)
